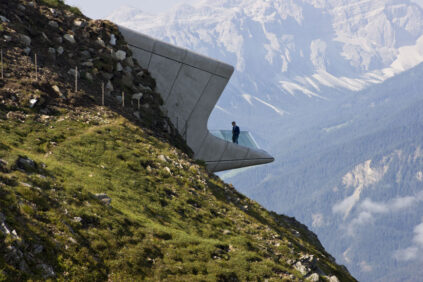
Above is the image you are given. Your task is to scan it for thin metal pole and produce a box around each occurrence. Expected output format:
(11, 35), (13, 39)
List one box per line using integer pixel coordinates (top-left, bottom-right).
(34, 53), (38, 81)
(75, 66), (78, 93)
(1, 49), (3, 80)
(122, 91), (125, 107)
(101, 82), (105, 106)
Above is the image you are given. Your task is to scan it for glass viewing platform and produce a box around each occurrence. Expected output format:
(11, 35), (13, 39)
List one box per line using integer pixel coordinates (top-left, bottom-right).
(210, 130), (260, 149)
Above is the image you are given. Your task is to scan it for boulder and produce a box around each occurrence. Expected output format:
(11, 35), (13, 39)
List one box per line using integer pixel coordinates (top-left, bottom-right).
(16, 156), (37, 172)
(63, 34), (76, 44)
(94, 193), (111, 205)
(19, 34), (31, 46)
(0, 15), (10, 23)
(115, 50), (126, 61)
(48, 20), (58, 29)
(110, 34), (117, 46)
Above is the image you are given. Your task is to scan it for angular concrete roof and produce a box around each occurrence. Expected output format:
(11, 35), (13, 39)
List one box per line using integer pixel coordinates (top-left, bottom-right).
(119, 26), (274, 172)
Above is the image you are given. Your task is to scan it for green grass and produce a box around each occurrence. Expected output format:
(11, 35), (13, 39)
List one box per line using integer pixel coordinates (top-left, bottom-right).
(40, 0), (82, 16)
(0, 105), (356, 280)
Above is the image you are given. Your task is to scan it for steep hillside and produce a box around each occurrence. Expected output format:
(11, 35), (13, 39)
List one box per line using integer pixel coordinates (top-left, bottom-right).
(0, 1), (355, 281)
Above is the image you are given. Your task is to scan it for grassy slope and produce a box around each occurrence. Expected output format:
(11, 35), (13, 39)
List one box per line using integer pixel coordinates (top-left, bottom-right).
(0, 0), (356, 281)
(0, 104), (355, 281)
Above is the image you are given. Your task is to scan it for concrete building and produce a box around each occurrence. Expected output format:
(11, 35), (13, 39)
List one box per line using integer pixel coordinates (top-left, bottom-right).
(119, 26), (274, 172)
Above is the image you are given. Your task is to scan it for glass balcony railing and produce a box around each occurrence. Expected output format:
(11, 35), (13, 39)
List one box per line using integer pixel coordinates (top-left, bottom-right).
(210, 130), (260, 149)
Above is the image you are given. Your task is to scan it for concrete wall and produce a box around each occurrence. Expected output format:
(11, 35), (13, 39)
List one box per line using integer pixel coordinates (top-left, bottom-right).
(119, 26), (274, 172)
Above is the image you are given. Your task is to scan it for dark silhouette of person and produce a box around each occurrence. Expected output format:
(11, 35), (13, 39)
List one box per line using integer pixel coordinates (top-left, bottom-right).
(232, 121), (240, 144)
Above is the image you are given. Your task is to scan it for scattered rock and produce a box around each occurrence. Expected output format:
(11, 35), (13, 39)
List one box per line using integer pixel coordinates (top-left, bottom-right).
(0, 212), (5, 223)
(82, 61), (93, 67)
(57, 46), (64, 55)
(84, 72), (93, 81)
(73, 217), (83, 223)
(24, 47), (31, 55)
(73, 19), (84, 27)
(164, 167), (171, 175)
(63, 34), (76, 44)
(106, 80), (114, 92)
(48, 20), (59, 29)
(110, 34), (117, 46)
(68, 68), (80, 78)
(19, 260), (31, 274)
(33, 244), (44, 255)
(121, 73), (133, 88)
(329, 276), (340, 282)
(96, 37), (105, 47)
(116, 62), (123, 72)
(307, 273), (320, 282)
(48, 47), (56, 56)
(125, 57), (135, 67)
(19, 34), (31, 46)
(52, 85), (65, 98)
(37, 264), (55, 279)
(29, 98), (39, 108)
(94, 193), (111, 205)
(16, 156), (37, 172)
(223, 229), (231, 235)
(4, 35), (11, 42)
(0, 15), (10, 23)
(115, 50), (126, 61)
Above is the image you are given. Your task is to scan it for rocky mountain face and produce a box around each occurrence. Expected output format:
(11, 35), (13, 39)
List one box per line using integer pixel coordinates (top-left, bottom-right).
(0, 0), (355, 281)
(108, 0), (423, 281)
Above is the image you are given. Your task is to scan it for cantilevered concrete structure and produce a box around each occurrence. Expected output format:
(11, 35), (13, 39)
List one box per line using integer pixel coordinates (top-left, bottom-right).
(119, 26), (274, 172)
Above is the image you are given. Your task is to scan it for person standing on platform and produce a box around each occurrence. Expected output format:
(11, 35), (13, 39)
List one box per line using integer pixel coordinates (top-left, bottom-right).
(232, 121), (240, 144)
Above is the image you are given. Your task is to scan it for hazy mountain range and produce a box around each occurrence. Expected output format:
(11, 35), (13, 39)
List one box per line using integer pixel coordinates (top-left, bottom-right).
(109, 1), (423, 280)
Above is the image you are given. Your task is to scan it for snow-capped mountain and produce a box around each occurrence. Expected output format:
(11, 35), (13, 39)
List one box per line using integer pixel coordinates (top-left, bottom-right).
(109, 1), (423, 281)
(109, 0), (423, 130)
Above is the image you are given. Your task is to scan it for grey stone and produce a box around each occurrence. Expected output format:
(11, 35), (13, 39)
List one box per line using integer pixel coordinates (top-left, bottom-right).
(73, 217), (82, 223)
(110, 34), (117, 46)
(24, 47), (31, 55)
(16, 156), (36, 171)
(115, 50), (126, 61)
(18, 4), (26, 11)
(307, 273), (320, 282)
(48, 48), (56, 55)
(116, 62), (123, 72)
(0, 212), (5, 222)
(329, 276), (340, 282)
(124, 66), (133, 73)
(80, 50), (91, 58)
(94, 193), (111, 205)
(121, 73), (133, 87)
(37, 264), (55, 279)
(82, 61), (93, 67)
(48, 20), (58, 28)
(73, 19), (85, 27)
(63, 34), (76, 44)
(55, 36), (63, 44)
(56, 46), (64, 55)
(52, 85), (64, 98)
(125, 56), (135, 67)
(68, 68), (80, 78)
(106, 81), (114, 92)
(29, 98), (38, 108)
(84, 72), (93, 81)
(19, 34), (31, 46)
(101, 72), (114, 80)
(294, 261), (310, 276)
(133, 111), (141, 120)
(164, 167), (171, 175)
(3, 35), (11, 42)
(0, 15), (10, 23)
(158, 155), (167, 162)
(33, 244), (44, 254)
(96, 37), (106, 48)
